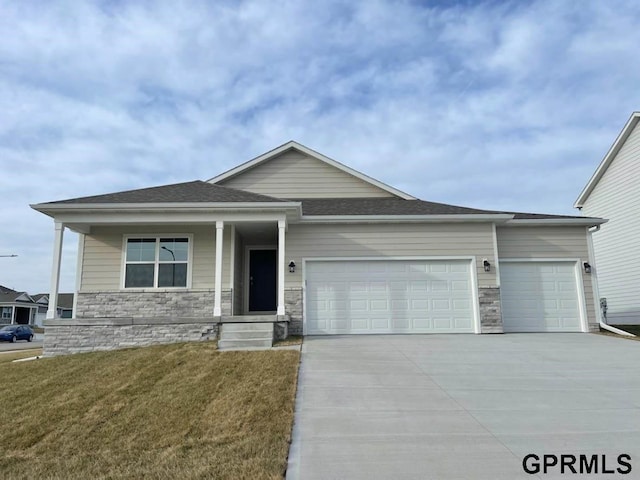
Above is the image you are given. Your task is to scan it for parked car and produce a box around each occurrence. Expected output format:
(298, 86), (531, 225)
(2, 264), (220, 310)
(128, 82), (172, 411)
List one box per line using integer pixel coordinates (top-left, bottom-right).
(0, 325), (34, 343)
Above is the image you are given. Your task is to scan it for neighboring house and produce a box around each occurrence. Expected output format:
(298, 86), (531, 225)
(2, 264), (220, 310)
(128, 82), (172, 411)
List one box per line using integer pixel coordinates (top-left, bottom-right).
(33, 294), (75, 326)
(575, 111), (640, 325)
(32, 141), (605, 355)
(0, 285), (37, 325)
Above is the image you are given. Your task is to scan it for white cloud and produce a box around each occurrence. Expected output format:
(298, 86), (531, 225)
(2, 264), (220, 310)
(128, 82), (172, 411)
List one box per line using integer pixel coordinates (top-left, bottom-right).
(2, 0), (640, 293)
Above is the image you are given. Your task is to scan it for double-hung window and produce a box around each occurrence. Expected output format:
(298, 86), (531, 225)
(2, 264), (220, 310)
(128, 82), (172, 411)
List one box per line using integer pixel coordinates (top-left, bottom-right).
(124, 237), (190, 288)
(1, 307), (12, 320)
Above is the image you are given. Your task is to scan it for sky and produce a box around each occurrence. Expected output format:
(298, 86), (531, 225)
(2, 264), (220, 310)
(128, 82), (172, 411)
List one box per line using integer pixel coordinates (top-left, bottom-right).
(2, 0), (640, 294)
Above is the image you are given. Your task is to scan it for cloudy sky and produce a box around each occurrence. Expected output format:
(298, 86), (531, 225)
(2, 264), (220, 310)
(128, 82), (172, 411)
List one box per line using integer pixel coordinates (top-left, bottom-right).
(2, 0), (640, 294)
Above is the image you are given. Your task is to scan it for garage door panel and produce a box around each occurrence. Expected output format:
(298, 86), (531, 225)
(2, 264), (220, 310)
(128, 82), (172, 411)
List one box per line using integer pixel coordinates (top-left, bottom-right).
(501, 261), (582, 333)
(306, 260), (475, 335)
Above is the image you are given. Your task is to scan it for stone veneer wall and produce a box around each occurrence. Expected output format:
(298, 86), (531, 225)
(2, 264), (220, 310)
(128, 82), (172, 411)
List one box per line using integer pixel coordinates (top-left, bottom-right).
(479, 287), (503, 333)
(285, 288), (303, 335)
(76, 289), (232, 318)
(44, 318), (217, 356)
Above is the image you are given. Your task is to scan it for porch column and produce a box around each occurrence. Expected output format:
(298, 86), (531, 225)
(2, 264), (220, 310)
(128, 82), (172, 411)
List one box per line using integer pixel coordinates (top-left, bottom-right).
(214, 221), (224, 317)
(277, 219), (286, 316)
(47, 221), (65, 319)
(10, 306), (15, 325)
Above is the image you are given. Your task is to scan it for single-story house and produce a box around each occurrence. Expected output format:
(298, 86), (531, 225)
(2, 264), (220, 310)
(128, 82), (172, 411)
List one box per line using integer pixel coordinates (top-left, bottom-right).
(0, 285), (37, 325)
(32, 141), (605, 355)
(575, 111), (640, 325)
(33, 293), (75, 326)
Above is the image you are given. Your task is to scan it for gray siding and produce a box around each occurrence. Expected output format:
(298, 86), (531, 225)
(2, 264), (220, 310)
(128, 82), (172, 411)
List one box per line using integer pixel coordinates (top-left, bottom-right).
(582, 122), (640, 324)
(81, 225), (232, 291)
(217, 150), (395, 198)
(496, 226), (596, 327)
(284, 222), (497, 288)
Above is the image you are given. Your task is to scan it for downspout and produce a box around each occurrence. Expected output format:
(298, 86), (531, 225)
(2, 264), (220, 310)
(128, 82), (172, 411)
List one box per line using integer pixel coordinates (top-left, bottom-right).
(587, 225), (635, 337)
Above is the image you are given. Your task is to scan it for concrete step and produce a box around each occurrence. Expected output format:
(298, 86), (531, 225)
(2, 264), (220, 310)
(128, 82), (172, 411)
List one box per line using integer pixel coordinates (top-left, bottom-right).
(222, 330), (273, 340)
(218, 338), (273, 350)
(221, 315), (277, 323)
(221, 322), (274, 333)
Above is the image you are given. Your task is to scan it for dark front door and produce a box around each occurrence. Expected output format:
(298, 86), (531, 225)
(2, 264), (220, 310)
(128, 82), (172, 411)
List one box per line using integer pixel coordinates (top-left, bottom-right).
(249, 249), (277, 312)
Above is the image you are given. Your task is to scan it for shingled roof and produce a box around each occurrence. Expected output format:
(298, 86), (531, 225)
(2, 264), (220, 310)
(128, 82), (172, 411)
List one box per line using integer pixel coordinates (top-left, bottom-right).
(40, 181), (288, 205)
(299, 198), (592, 220)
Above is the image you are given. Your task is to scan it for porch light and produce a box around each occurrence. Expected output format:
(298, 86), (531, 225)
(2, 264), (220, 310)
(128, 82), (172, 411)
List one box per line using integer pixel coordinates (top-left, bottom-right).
(483, 259), (491, 272)
(289, 261), (296, 273)
(583, 262), (592, 274)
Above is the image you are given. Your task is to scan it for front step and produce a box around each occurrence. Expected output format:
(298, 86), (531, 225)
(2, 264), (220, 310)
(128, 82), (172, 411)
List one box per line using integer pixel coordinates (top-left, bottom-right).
(218, 322), (274, 351)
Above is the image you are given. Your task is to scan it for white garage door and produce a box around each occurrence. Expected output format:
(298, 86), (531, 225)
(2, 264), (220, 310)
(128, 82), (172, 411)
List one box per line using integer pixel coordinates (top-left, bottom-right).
(500, 261), (583, 332)
(305, 259), (475, 335)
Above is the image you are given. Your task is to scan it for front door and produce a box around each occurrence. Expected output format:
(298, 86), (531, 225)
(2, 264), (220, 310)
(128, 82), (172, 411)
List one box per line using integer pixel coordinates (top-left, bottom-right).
(248, 249), (277, 312)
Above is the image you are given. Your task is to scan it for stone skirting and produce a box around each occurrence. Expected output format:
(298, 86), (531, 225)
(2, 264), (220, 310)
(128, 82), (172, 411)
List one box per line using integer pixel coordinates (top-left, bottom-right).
(43, 317), (217, 356)
(479, 286), (503, 333)
(75, 289), (232, 318)
(285, 288), (303, 335)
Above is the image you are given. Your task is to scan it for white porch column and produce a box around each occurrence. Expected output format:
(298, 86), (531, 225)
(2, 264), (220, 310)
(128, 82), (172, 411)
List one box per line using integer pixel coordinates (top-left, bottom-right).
(214, 221), (224, 317)
(47, 221), (65, 320)
(277, 219), (286, 316)
(10, 306), (15, 325)
(72, 233), (85, 318)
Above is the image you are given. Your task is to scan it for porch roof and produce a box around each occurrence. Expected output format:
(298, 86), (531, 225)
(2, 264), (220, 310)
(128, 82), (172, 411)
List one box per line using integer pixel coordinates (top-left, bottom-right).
(37, 181), (288, 205)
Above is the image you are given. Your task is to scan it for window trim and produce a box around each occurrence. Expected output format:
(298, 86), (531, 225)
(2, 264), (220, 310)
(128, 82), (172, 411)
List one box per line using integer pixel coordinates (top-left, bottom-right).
(121, 234), (194, 290)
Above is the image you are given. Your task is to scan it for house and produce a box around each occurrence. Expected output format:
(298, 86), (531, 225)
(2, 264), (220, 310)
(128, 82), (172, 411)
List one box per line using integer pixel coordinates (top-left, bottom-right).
(0, 285), (38, 325)
(32, 141), (605, 355)
(575, 111), (640, 325)
(33, 293), (75, 326)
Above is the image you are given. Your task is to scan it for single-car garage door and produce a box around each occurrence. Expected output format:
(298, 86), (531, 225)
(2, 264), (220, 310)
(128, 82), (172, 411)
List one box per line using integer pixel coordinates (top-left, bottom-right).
(305, 259), (476, 335)
(500, 261), (584, 332)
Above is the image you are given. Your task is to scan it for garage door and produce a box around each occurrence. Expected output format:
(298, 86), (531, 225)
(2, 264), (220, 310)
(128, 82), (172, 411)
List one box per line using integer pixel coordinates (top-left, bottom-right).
(305, 259), (475, 335)
(500, 261), (583, 332)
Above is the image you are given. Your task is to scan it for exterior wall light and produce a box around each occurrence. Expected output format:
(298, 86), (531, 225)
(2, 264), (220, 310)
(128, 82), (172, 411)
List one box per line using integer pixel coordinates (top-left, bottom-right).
(289, 261), (296, 273)
(483, 259), (491, 272)
(583, 262), (592, 274)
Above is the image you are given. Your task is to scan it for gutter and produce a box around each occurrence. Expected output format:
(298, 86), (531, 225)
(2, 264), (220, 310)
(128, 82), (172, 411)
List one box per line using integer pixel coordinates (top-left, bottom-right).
(586, 225), (636, 337)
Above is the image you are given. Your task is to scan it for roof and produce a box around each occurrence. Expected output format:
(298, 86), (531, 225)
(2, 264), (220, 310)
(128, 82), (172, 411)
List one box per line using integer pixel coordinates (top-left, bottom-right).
(0, 291), (35, 304)
(300, 198), (496, 216)
(37, 181), (288, 205)
(208, 140), (416, 200)
(299, 198), (600, 222)
(575, 111), (640, 208)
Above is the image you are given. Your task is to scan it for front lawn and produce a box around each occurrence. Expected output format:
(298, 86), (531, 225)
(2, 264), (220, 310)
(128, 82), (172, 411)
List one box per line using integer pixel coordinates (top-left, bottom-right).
(0, 349), (42, 364)
(0, 342), (300, 479)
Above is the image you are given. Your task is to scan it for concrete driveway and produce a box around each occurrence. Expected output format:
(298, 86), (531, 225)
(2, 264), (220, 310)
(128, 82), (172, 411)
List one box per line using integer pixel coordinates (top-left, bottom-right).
(286, 334), (640, 480)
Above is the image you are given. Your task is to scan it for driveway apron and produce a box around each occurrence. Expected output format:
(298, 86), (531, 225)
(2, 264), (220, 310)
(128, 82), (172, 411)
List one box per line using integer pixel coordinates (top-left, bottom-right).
(286, 334), (640, 480)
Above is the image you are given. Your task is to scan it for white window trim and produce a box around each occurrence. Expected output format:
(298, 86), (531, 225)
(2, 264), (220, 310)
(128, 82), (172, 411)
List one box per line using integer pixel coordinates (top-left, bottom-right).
(121, 234), (194, 290)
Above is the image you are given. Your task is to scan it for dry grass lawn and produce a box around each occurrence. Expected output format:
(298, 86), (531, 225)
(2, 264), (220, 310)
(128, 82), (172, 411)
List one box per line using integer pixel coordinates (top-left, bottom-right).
(0, 349), (43, 364)
(0, 342), (300, 479)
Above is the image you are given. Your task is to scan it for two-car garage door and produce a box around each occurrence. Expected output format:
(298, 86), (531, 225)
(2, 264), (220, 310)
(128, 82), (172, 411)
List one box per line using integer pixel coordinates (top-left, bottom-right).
(305, 260), (475, 335)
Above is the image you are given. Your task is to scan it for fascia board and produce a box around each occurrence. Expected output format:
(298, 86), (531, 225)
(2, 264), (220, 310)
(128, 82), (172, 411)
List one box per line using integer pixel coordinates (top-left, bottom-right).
(504, 218), (608, 226)
(574, 112), (640, 208)
(31, 201), (302, 212)
(207, 140), (416, 200)
(299, 214), (514, 223)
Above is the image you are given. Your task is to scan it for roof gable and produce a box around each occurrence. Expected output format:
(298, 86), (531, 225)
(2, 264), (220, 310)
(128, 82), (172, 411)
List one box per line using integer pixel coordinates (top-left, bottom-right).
(209, 141), (415, 200)
(575, 112), (640, 208)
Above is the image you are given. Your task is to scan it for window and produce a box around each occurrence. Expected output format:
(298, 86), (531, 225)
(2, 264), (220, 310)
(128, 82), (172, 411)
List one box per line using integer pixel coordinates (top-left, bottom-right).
(124, 237), (190, 288)
(1, 307), (12, 320)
